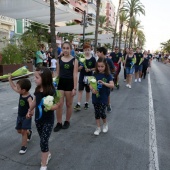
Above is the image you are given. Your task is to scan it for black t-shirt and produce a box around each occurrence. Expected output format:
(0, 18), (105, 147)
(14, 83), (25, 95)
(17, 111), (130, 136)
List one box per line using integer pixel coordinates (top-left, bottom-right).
(143, 56), (149, 66)
(106, 58), (115, 72)
(135, 52), (143, 65)
(59, 57), (75, 79)
(34, 92), (54, 123)
(148, 54), (153, 59)
(18, 94), (33, 117)
(92, 73), (113, 104)
(47, 52), (54, 61)
(110, 52), (122, 63)
(79, 57), (96, 83)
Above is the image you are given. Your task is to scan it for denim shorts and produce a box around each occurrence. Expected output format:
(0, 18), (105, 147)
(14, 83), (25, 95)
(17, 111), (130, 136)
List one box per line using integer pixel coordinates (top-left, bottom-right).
(16, 116), (32, 130)
(126, 67), (134, 74)
(135, 65), (143, 72)
(50, 68), (56, 72)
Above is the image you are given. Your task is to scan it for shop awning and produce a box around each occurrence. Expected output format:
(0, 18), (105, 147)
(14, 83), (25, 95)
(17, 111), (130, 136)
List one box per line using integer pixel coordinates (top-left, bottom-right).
(79, 34), (113, 40)
(0, 0), (82, 24)
(55, 24), (103, 34)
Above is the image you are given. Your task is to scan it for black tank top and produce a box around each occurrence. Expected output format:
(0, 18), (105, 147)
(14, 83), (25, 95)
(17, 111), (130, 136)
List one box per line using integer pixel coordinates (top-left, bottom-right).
(59, 57), (75, 79)
(125, 55), (134, 67)
(18, 94), (33, 117)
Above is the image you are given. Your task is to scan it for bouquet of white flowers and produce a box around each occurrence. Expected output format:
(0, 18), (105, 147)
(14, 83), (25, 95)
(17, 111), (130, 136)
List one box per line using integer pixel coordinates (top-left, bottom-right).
(43, 95), (54, 112)
(78, 53), (87, 69)
(87, 76), (99, 97)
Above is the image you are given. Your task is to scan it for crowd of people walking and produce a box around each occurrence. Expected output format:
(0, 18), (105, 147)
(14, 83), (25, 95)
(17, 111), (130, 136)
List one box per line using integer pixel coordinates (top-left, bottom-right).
(8, 41), (153, 170)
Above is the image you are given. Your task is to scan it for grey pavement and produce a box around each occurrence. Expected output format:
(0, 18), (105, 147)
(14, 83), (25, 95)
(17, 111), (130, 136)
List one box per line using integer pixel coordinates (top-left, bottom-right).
(0, 60), (169, 170)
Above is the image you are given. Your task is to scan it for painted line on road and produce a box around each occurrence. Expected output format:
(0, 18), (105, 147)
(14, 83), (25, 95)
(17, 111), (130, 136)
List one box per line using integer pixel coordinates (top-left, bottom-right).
(148, 74), (159, 170)
(13, 106), (18, 110)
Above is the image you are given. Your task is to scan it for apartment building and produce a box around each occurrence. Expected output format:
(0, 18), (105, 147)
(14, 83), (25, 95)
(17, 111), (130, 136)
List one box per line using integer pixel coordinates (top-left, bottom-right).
(0, 15), (15, 51)
(106, 0), (116, 28)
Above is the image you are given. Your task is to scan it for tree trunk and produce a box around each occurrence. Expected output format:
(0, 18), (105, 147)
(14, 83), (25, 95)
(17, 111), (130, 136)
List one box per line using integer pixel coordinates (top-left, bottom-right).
(124, 24), (129, 49)
(119, 25), (123, 51)
(129, 28), (133, 48)
(50, 0), (57, 58)
(112, 0), (122, 51)
(94, 0), (101, 53)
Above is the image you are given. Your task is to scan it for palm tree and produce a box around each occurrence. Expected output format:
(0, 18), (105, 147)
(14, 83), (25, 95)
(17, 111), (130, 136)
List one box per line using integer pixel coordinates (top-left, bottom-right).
(136, 30), (145, 48)
(99, 15), (107, 28)
(94, 0), (101, 52)
(118, 11), (128, 50)
(112, 0), (122, 50)
(50, 0), (57, 57)
(129, 16), (141, 47)
(132, 21), (143, 47)
(24, 21), (50, 43)
(121, 0), (145, 47)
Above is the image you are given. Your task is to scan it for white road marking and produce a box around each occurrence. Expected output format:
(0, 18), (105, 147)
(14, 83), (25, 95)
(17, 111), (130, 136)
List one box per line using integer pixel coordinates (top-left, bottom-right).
(12, 106), (18, 110)
(148, 74), (159, 170)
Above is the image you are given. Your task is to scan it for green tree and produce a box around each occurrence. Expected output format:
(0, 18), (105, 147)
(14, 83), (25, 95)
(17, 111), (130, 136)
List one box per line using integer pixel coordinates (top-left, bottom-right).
(136, 30), (145, 48)
(121, 0), (145, 47)
(161, 39), (170, 53)
(99, 15), (107, 28)
(112, 0), (122, 50)
(119, 11), (128, 50)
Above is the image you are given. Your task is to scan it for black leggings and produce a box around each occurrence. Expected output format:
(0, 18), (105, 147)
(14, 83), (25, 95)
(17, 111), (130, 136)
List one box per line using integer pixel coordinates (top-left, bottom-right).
(36, 122), (54, 152)
(142, 65), (148, 78)
(94, 103), (107, 119)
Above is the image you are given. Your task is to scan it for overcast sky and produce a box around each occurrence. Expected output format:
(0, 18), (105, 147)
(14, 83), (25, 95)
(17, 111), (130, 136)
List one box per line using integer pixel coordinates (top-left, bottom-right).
(112, 0), (170, 52)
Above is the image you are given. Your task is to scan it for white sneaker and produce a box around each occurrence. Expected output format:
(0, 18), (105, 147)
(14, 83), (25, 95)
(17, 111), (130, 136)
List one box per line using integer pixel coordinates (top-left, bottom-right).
(126, 84), (129, 87)
(94, 127), (101, 135)
(134, 79), (137, 82)
(129, 85), (131, 89)
(103, 123), (108, 133)
(41, 153), (51, 166)
(138, 78), (141, 82)
(40, 166), (47, 170)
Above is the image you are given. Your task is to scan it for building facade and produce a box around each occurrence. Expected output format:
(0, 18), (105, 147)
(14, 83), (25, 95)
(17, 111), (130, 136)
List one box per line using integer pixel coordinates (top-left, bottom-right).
(106, 0), (116, 28)
(0, 15), (15, 51)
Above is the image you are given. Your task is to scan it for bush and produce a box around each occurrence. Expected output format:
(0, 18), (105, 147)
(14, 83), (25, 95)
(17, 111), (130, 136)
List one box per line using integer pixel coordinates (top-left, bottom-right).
(1, 44), (23, 64)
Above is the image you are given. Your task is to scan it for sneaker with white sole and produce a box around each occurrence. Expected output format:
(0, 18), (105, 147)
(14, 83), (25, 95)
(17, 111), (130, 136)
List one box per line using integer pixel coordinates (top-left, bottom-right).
(134, 79), (137, 82)
(40, 166), (47, 170)
(19, 146), (27, 154)
(94, 127), (101, 135)
(103, 123), (108, 133)
(138, 78), (141, 82)
(129, 85), (132, 89)
(126, 84), (129, 87)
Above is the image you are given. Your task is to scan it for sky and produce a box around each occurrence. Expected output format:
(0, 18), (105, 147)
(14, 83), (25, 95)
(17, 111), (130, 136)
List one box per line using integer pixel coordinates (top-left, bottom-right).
(112, 0), (170, 52)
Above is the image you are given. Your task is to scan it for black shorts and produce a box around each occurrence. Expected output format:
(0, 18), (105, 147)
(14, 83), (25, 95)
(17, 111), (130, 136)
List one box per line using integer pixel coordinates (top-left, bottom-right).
(16, 116), (32, 130)
(58, 77), (74, 91)
(78, 83), (90, 92)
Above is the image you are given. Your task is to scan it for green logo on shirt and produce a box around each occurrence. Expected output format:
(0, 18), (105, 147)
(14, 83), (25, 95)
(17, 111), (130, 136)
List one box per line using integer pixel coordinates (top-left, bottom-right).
(116, 54), (118, 57)
(88, 61), (92, 66)
(102, 78), (107, 83)
(64, 64), (70, 69)
(20, 100), (25, 106)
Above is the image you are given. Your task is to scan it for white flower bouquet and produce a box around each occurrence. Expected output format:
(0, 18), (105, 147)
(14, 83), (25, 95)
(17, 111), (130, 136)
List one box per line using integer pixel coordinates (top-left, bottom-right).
(78, 53), (87, 69)
(43, 95), (54, 112)
(87, 76), (99, 97)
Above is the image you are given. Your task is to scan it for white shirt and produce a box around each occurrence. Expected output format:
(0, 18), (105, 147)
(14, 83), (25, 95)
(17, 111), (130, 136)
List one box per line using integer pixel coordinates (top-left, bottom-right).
(51, 59), (57, 68)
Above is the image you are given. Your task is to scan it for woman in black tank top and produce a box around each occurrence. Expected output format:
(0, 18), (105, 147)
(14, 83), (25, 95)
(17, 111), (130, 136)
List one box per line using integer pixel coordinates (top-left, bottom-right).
(124, 48), (136, 89)
(54, 42), (78, 131)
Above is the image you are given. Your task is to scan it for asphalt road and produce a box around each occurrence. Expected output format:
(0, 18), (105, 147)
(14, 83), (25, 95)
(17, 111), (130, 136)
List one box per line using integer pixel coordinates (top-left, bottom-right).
(0, 60), (170, 170)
